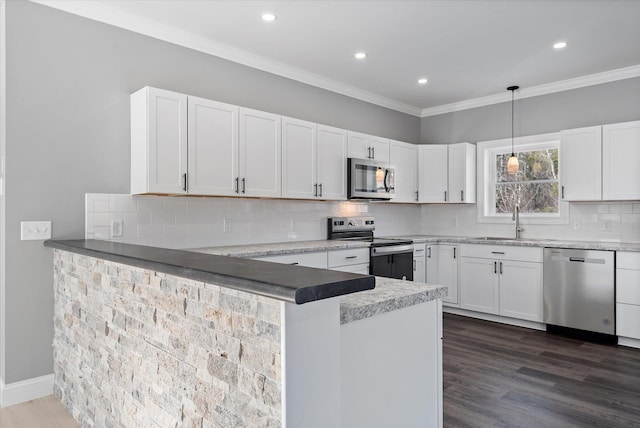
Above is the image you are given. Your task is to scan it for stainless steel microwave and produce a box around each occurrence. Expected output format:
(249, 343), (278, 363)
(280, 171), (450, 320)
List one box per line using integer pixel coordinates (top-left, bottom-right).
(348, 158), (395, 200)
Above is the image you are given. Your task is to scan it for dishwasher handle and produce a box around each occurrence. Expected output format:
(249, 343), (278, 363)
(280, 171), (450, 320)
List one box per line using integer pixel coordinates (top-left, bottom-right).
(549, 255), (607, 264)
(569, 257), (585, 263)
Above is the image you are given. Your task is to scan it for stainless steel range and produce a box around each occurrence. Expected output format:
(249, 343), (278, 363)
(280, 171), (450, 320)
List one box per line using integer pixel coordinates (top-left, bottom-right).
(327, 216), (414, 280)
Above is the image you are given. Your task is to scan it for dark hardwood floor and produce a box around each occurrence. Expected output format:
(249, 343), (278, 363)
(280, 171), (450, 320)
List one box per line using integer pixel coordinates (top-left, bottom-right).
(443, 313), (640, 428)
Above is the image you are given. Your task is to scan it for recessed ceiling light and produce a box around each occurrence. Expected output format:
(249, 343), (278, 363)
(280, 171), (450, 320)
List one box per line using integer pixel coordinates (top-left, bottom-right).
(553, 41), (567, 49)
(418, 78), (428, 85)
(262, 13), (277, 22)
(354, 52), (367, 60)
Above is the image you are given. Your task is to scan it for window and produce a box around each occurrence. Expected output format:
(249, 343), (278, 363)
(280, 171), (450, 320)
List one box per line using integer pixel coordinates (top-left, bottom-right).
(477, 133), (568, 224)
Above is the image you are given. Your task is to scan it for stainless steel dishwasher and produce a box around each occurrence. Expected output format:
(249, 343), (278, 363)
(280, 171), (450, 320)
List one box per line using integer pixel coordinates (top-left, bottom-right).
(543, 248), (615, 337)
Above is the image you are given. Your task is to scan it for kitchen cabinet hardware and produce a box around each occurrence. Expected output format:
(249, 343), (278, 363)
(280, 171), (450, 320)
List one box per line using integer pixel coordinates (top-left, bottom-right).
(415, 190), (419, 201)
(413, 260), (416, 271)
(461, 190), (464, 201)
(427, 247), (431, 258)
(491, 251), (505, 255)
(494, 261), (497, 274)
(183, 173), (188, 192)
(561, 185), (565, 199)
(345, 255), (358, 259)
(367, 147), (372, 159)
(444, 191), (447, 202)
(500, 261), (503, 274)
(241, 178), (246, 194)
(235, 177), (239, 193)
(314, 183), (318, 197)
(372, 147), (375, 159)
(415, 248), (424, 253)
(319, 183), (323, 197)
(288, 262), (299, 265)
(453, 247), (456, 258)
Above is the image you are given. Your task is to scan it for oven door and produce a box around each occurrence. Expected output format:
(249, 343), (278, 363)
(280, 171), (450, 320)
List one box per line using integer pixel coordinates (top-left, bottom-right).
(370, 245), (414, 280)
(348, 158), (395, 200)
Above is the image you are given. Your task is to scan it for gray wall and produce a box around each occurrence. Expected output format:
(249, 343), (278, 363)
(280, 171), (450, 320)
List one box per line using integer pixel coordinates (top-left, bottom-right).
(2, 1), (420, 385)
(420, 76), (640, 144)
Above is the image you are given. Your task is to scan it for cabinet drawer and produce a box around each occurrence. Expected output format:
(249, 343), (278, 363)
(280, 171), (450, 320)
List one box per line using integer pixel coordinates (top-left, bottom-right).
(328, 248), (369, 268)
(617, 269), (640, 305)
(330, 263), (370, 275)
(617, 252), (640, 270)
(255, 251), (327, 269)
(460, 244), (543, 262)
(617, 303), (640, 339)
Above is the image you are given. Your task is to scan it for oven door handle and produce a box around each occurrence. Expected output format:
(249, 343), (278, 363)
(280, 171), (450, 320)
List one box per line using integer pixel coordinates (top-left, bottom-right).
(371, 244), (415, 255)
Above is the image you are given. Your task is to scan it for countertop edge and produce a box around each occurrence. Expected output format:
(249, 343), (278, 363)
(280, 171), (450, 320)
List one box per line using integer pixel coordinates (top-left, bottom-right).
(45, 239), (375, 305)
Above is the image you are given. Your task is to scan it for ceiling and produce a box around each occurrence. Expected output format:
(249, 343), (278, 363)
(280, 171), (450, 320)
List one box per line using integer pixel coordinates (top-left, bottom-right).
(36, 0), (640, 116)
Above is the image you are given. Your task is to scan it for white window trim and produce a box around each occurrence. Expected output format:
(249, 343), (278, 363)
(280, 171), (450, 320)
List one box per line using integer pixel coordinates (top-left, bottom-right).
(476, 132), (569, 225)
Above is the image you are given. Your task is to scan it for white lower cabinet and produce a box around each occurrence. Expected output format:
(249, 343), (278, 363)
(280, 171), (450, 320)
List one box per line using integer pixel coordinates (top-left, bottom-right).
(413, 244), (426, 283)
(253, 251), (328, 269)
(459, 244), (543, 322)
(426, 244), (458, 306)
(616, 252), (640, 346)
(328, 248), (370, 274)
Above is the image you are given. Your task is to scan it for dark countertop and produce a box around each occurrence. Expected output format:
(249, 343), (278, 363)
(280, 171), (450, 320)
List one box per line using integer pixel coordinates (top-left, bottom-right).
(44, 239), (375, 304)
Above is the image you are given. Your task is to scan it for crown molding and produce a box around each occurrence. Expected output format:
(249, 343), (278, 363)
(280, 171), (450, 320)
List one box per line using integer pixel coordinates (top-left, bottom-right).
(28, 1), (640, 119)
(30, 0), (423, 117)
(420, 64), (640, 117)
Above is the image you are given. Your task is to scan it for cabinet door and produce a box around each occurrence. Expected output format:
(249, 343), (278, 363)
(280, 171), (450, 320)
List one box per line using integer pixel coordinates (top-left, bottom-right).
(603, 120), (640, 200)
(317, 125), (348, 200)
(347, 131), (369, 159)
(369, 136), (390, 163)
(418, 145), (448, 202)
(499, 260), (543, 322)
(131, 87), (188, 194)
(459, 257), (499, 314)
(560, 126), (602, 201)
(282, 117), (316, 199)
(413, 256), (426, 283)
(390, 140), (418, 203)
(448, 143), (476, 203)
(187, 96), (239, 196)
(427, 245), (459, 305)
(239, 108), (282, 197)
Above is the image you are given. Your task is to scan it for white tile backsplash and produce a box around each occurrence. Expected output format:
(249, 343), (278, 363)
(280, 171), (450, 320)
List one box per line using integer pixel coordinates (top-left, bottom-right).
(86, 194), (422, 248)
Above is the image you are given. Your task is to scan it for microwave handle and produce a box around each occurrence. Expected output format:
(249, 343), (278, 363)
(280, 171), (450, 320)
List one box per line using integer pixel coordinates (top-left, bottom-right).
(383, 168), (390, 192)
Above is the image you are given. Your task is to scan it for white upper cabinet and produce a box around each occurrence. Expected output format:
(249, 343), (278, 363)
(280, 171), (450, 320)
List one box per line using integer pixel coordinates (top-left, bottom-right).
(282, 117), (317, 199)
(238, 108), (282, 198)
(418, 145), (448, 203)
(418, 143), (475, 204)
(603, 120), (640, 200)
(187, 96), (239, 196)
(348, 131), (390, 162)
(316, 125), (348, 200)
(389, 140), (418, 203)
(560, 126), (602, 201)
(281, 119), (347, 200)
(448, 143), (476, 203)
(131, 87), (188, 194)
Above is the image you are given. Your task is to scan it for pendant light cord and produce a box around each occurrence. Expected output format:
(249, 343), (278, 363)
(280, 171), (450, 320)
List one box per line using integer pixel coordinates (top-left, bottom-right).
(511, 89), (515, 156)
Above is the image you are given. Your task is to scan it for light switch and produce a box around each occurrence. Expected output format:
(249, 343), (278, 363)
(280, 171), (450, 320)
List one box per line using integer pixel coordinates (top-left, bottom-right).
(21, 221), (52, 240)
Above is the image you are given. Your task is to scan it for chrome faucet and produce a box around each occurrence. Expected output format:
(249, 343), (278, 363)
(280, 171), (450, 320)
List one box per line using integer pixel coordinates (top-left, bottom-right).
(512, 203), (524, 239)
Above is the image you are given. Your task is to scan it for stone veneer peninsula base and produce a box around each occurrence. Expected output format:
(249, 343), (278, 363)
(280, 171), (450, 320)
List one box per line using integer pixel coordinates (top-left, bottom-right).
(48, 240), (445, 428)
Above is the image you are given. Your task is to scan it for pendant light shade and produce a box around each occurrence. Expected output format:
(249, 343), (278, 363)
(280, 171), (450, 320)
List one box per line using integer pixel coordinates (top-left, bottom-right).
(507, 85), (519, 176)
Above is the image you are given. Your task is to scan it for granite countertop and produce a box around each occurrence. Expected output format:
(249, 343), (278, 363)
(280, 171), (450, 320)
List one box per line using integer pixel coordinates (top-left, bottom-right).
(188, 239), (370, 257)
(340, 277), (447, 324)
(44, 240), (374, 305)
(391, 235), (640, 252)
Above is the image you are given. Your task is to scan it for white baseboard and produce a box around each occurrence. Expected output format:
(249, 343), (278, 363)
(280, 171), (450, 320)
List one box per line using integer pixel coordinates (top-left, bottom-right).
(618, 336), (640, 349)
(443, 306), (546, 331)
(0, 373), (54, 408)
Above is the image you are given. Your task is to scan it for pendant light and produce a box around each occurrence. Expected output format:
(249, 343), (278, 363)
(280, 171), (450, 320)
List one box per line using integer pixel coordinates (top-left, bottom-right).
(507, 85), (520, 175)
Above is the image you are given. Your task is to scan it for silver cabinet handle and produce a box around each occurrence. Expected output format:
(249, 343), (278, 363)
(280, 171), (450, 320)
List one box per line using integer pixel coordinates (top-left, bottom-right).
(415, 248), (424, 252)
(241, 178), (246, 194)
(415, 190), (419, 201)
(499, 261), (503, 274)
(453, 247), (456, 259)
(183, 173), (188, 192)
(372, 147), (375, 159)
(491, 251), (505, 255)
(461, 190), (464, 201)
(413, 260), (416, 271)
(345, 255), (358, 259)
(367, 147), (372, 159)
(319, 183), (323, 197)
(494, 261), (497, 274)
(427, 247), (431, 258)
(235, 177), (239, 193)
(288, 262), (299, 265)
(561, 185), (565, 199)
(314, 183), (318, 197)
(444, 191), (447, 202)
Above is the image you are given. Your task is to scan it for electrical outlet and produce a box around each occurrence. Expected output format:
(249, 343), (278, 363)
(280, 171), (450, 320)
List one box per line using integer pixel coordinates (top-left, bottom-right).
(223, 218), (232, 233)
(111, 219), (124, 238)
(603, 219), (612, 232)
(21, 221), (52, 240)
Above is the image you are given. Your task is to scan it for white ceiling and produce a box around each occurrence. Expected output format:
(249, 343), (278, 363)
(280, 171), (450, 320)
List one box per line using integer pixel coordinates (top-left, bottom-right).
(35, 0), (640, 116)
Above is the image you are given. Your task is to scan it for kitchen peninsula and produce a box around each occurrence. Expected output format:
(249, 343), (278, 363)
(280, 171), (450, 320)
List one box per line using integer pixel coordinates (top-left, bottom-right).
(45, 239), (446, 428)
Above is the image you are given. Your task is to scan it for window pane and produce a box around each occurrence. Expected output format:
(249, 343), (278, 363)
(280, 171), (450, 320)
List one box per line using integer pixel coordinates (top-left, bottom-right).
(496, 149), (559, 183)
(495, 182), (559, 214)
